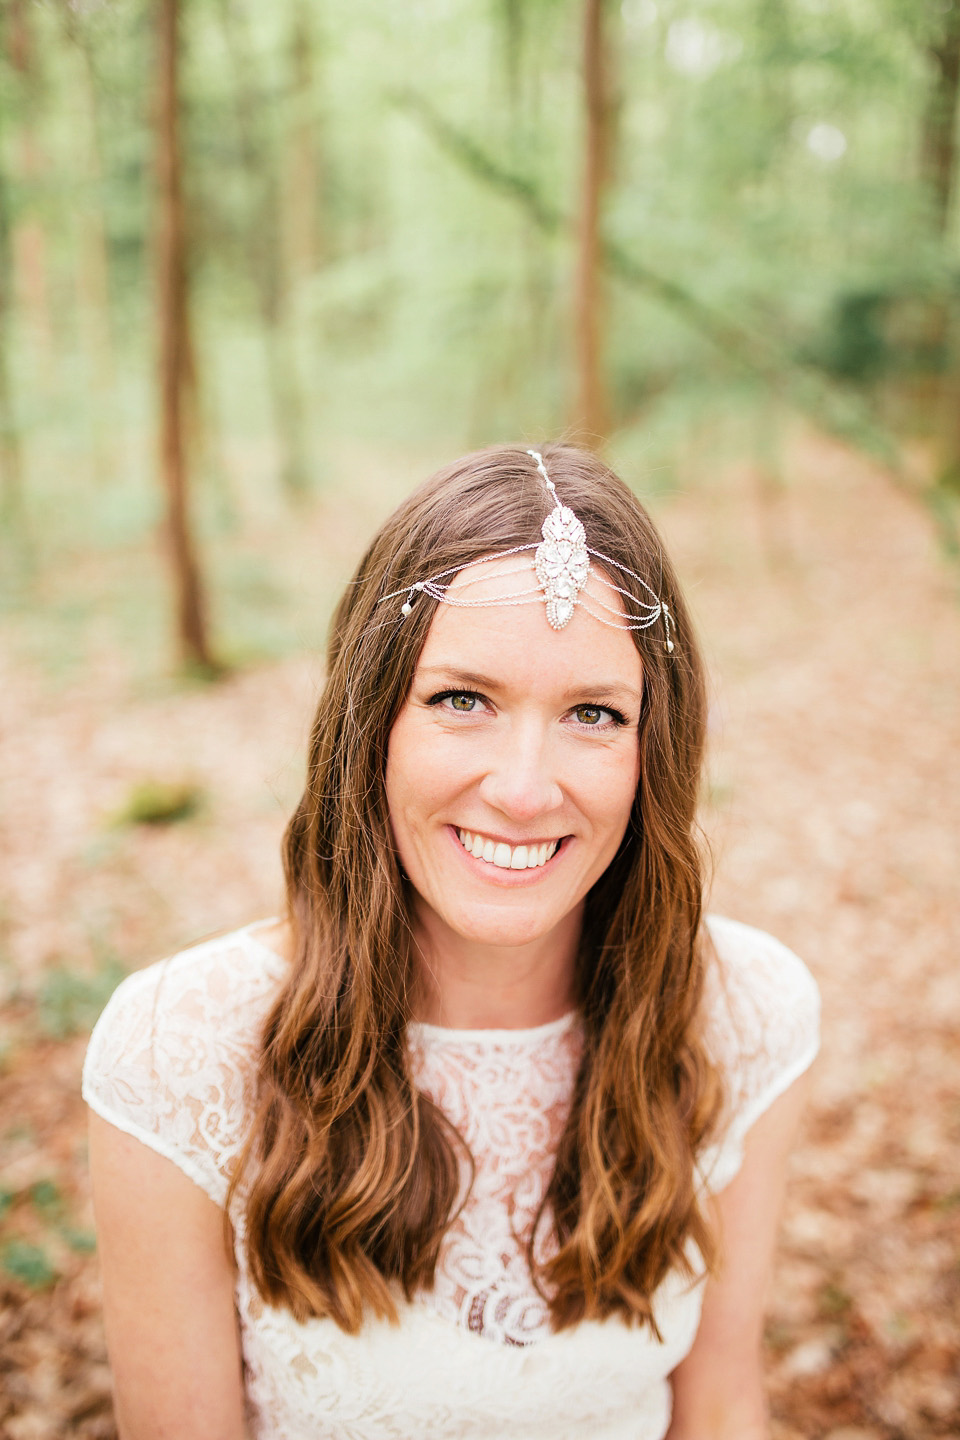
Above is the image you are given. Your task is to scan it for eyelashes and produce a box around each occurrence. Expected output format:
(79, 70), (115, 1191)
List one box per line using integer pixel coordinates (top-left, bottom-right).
(425, 689), (629, 731)
(428, 688), (483, 714)
(572, 703), (628, 729)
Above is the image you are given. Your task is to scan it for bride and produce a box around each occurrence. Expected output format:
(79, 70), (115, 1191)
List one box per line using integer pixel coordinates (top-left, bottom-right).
(84, 443), (818, 1439)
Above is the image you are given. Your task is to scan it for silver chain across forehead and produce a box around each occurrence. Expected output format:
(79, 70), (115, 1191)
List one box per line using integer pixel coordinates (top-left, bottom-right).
(378, 450), (675, 652)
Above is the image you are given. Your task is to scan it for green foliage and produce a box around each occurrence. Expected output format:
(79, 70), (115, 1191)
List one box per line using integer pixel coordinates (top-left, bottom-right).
(0, 1239), (57, 1290)
(0, 0), (958, 632)
(28, 1179), (62, 1217)
(36, 959), (127, 1041)
(61, 1226), (97, 1255)
(112, 779), (204, 827)
(818, 1279), (855, 1320)
(0, 1179), (97, 1266)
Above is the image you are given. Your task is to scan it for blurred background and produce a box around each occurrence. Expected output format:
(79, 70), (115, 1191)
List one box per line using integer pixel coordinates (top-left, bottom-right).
(0, 0), (959, 1435)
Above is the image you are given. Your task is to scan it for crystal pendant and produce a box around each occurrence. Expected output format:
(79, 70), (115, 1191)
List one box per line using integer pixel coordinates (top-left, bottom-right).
(534, 503), (589, 630)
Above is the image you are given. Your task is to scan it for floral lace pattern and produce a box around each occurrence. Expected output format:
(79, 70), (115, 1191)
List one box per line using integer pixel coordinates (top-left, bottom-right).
(408, 1011), (583, 1344)
(83, 917), (819, 1440)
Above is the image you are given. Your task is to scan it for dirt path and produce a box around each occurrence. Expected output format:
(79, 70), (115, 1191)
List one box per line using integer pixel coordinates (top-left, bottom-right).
(1, 432), (958, 1438)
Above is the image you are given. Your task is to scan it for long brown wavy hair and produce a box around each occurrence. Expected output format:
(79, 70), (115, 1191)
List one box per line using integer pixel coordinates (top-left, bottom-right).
(229, 443), (723, 1335)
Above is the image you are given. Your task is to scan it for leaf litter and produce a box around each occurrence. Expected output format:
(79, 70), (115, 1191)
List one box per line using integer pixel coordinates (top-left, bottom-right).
(0, 431), (957, 1438)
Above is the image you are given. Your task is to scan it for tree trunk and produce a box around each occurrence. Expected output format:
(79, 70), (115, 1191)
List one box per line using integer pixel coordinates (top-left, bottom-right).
(57, 8), (118, 483)
(921, 3), (960, 498)
(0, 169), (23, 525)
(397, 95), (923, 496)
(285, 0), (322, 277)
(157, 0), (213, 671)
(499, 0), (523, 129)
(574, 0), (613, 446)
(758, 0), (793, 164)
(922, 1), (960, 234)
(219, 0), (310, 499)
(0, 1), (24, 523)
(7, 0), (53, 387)
(74, 29), (116, 398)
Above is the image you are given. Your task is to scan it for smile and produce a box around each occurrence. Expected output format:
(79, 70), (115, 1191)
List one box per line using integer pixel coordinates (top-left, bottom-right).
(456, 829), (560, 870)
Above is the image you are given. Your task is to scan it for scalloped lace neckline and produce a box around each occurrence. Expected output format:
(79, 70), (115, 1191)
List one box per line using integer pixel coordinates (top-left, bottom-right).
(409, 1009), (580, 1046)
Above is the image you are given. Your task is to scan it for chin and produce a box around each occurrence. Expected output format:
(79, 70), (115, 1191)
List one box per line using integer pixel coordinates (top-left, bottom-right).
(443, 903), (561, 950)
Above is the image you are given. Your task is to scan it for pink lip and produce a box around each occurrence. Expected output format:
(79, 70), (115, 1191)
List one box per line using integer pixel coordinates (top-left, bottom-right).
(445, 825), (567, 885)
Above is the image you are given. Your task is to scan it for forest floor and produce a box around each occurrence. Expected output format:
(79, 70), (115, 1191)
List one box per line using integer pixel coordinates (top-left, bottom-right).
(0, 429), (958, 1440)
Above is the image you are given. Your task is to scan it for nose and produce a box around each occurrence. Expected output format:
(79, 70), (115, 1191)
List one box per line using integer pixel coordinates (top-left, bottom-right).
(477, 716), (564, 823)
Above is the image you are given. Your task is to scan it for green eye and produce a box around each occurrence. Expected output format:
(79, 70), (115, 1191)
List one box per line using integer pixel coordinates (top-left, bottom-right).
(450, 693), (476, 712)
(575, 705), (603, 725)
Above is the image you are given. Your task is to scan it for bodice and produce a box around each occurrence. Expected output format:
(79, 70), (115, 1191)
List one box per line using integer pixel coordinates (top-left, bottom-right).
(83, 916), (819, 1439)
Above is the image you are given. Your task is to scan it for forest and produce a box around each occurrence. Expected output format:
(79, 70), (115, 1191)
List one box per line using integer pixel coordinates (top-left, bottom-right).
(1, 0), (959, 1435)
(0, 0), (959, 661)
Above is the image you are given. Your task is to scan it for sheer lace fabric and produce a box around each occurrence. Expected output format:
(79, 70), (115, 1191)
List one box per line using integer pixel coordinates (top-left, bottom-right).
(407, 1011), (582, 1344)
(83, 916), (819, 1440)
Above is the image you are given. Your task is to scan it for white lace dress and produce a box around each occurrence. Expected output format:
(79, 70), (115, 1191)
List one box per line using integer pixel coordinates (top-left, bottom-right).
(82, 916), (819, 1440)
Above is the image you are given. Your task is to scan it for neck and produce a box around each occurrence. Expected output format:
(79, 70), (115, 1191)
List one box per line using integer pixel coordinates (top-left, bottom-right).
(409, 902), (583, 1030)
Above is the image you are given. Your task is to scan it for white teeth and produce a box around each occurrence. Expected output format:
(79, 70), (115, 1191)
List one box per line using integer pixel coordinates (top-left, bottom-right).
(457, 829), (560, 871)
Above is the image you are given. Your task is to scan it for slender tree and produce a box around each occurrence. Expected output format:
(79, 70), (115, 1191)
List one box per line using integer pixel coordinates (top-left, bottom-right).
(919, 1), (960, 494)
(921, 0), (960, 233)
(574, 0), (614, 445)
(0, 3), (24, 524)
(218, 0), (310, 498)
(56, 3), (117, 487)
(157, 0), (213, 670)
(63, 9), (115, 393)
(0, 168), (22, 525)
(285, 0), (323, 278)
(7, 0), (52, 385)
(498, 0), (524, 131)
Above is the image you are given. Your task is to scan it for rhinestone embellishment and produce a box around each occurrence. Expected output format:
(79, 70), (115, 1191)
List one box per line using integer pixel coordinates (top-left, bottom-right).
(381, 449), (674, 651)
(535, 502), (590, 629)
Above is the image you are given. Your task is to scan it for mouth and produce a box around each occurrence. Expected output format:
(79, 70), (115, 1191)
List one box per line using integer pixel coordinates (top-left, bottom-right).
(456, 828), (562, 871)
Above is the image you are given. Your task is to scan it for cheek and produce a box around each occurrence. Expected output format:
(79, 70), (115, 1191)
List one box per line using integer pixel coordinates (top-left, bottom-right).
(579, 745), (640, 829)
(384, 717), (420, 827)
(385, 714), (465, 833)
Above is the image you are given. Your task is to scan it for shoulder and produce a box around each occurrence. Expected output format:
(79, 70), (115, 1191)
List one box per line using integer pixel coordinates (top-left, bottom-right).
(84, 923), (287, 1076)
(703, 914), (820, 1059)
(82, 923), (288, 1207)
(697, 914), (820, 1190)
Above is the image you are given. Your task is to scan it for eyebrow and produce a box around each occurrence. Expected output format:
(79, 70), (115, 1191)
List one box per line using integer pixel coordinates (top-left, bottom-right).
(415, 666), (644, 709)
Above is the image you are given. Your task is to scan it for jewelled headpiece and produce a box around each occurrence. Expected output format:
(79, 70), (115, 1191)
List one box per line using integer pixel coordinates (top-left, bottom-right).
(379, 450), (675, 652)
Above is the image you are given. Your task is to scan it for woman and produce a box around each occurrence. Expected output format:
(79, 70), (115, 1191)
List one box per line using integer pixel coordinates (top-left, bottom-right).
(84, 443), (819, 1439)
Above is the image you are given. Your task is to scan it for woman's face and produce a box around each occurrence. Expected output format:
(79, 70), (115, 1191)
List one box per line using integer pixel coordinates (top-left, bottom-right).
(385, 557), (645, 954)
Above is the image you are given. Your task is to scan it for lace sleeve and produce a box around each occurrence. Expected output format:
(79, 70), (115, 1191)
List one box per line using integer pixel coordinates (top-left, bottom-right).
(81, 932), (282, 1209)
(697, 914), (820, 1194)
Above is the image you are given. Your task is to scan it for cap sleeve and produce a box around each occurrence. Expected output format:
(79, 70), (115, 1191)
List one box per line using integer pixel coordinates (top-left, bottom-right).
(82, 931), (283, 1209)
(696, 915), (820, 1194)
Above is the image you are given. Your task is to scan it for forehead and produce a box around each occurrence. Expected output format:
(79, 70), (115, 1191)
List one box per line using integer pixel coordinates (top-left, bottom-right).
(414, 555), (644, 693)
